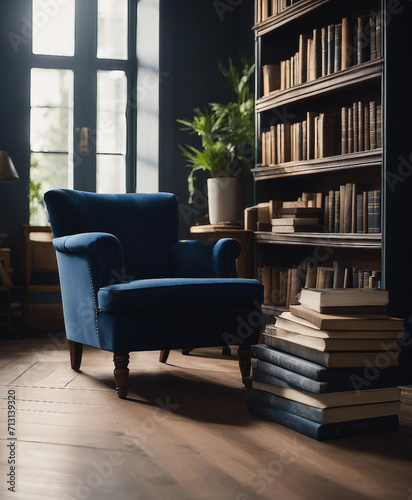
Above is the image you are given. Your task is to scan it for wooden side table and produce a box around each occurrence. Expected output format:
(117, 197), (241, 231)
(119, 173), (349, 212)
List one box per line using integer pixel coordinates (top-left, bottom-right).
(190, 224), (254, 278)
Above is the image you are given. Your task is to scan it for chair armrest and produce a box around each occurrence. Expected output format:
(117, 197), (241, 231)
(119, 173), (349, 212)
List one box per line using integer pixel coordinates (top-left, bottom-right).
(53, 232), (124, 287)
(169, 238), (241, 278)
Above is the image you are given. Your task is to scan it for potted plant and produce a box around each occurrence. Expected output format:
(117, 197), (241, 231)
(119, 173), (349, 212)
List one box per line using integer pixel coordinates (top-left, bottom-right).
(178, 55), (255, 224)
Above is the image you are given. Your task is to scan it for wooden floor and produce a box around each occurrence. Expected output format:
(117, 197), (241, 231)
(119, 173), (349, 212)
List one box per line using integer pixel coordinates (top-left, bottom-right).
(1, 335), (412, 500)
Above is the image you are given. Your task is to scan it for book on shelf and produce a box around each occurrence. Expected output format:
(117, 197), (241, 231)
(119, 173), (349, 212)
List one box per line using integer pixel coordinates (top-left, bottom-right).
(262, 64), (280, 95)
(315, 267), (334, 288)
(288, 305), (404, 331)
(297, 287), (389, 310)
(268, 327), (399, 352)
(253, 360), (402, 394)
(247, 397), (399, 441)
(271, 217), (319, 226)
(263, 334), (399, 367)
(248, 385), (401, 424)
(325, 185), (380, 234)
(271, 225), (322, 233)
(251, 344), (401, 382)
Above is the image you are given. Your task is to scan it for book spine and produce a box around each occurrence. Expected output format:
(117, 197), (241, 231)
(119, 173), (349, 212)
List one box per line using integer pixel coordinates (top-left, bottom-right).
(327, 24), (335, 75)
(249, 388), (324, 423)
(352, 101), (359, 153)
(356, 193), (363, 233)
(341, 107), (348, 155)
(334, 190), (340, 233)
(364, 102), (370, 151)
(334, 23), (342, 72)
(370, 14), (377, 60)
(251, 344), (323, 380)
(357, 16), (370, 64)
(255, 361), (325, 393)
(358, 100), (364, 151)
(321, 27), (327, 77)
(341, 17), (353, 69)
(339, 184), (345, 233)
(348, 106), (353, 153)
(344, 183), (352, 233)
(247, 398), (322, 439)
(377, 104), (382, 148)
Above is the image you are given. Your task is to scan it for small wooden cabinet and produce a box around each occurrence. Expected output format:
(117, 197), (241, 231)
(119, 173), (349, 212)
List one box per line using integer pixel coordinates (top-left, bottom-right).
(23, 225), (64, 331)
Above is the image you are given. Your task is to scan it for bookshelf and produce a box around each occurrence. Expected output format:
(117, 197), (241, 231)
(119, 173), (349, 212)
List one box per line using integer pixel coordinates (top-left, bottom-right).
(252, 0), (412, 381)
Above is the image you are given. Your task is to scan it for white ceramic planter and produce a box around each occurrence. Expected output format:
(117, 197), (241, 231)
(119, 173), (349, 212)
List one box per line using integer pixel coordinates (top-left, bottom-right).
(207, 177), (244, 224)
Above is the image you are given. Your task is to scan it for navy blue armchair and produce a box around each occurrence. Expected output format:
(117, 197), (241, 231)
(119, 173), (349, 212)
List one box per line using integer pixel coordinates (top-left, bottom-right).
(44, 189), (264, 398)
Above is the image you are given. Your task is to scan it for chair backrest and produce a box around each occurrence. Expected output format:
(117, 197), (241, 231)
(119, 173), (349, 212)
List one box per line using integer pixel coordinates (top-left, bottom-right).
(44, 189), (180, 279)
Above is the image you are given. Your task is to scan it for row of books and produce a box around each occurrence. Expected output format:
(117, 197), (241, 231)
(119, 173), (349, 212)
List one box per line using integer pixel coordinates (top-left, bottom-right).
(247, 288), (402, 440)
(245, 192), (381, 234)
(324, 186), (380, 234)
(255, 0), (301, 24)
(260, 100), (382, 165)
(262, 14), (382, 95)
(264, 190), (380, 234)
(258, 263), (382, 308)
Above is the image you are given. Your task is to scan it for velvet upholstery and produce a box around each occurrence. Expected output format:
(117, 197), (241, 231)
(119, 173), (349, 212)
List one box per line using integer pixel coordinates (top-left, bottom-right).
(44, 189), (264, 398)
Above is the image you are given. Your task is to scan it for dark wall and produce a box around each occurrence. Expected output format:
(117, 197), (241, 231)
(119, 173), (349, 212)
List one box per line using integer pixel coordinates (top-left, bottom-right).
(0, 0), (31, 259)
(159, 0), (254, 238)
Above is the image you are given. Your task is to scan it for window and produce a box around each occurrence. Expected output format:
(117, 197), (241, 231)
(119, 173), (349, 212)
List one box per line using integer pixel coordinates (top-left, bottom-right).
(29, 0), (137, 224)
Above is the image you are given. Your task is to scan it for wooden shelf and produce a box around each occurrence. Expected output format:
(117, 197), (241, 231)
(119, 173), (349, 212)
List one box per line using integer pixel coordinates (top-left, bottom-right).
(256, 59), (382, 112)
(253, 149), (382, 180)
(253, 0), (330, 35)
(254, 232), (381, 248)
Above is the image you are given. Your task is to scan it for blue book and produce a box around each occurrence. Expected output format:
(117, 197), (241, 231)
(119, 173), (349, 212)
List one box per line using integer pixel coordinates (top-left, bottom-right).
(255, 359), (400, 393)
(251, 344), (401, 383)
(247, 398), (399, 441)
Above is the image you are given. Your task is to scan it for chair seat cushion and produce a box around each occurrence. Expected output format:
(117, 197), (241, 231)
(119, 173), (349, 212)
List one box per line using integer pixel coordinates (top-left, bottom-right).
(98, 278), (263, 313)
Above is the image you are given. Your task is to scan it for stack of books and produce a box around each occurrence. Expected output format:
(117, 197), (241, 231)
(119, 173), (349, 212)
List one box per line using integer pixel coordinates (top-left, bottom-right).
(272, 206), (322, 233)
(247, 288), (404, 440)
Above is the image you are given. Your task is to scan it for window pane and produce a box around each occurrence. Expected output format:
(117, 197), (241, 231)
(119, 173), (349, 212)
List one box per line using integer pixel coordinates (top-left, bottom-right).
(31, 108), (71, 152)
(32, 0), (75, 56)
(31, 68), (73, 107)
(97, 71), (127, 154)
(96, 155), (126, 193)
(97, 0), (128, 60)
(30, 69), (73, 224)
(30, 152), (72, 224)
(31, 69), (74, 152)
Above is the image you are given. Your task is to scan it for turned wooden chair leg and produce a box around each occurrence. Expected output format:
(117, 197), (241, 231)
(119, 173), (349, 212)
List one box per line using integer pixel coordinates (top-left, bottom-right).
(238, 345), (252, 380)
(69, 340), (83, 371)
(113, 352), (130, 399)
(159, 350), (170, 363)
